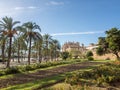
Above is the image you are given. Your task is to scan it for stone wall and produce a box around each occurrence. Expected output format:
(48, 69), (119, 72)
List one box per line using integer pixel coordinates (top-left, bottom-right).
(93, 51), (120, 60)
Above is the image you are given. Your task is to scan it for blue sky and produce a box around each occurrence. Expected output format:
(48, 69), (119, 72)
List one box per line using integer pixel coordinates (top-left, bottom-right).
(0, 0), (120, 46)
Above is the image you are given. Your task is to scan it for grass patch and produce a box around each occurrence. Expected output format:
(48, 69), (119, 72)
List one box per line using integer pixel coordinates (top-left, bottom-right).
(0, 59), (83, 79)
(91, 59), (113, 63)
(65, 61), (120, 87)
(2, 64), (102, 90)
(2, 74), (66, 90)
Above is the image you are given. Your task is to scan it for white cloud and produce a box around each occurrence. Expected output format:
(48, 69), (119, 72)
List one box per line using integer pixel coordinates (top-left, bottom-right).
(14, 6), (37, 10)
(0, 6), (38, 18)
(14, 7), (25, 10)
(27, 6), (37, 9)
(46, 1), (64, 6)
(51, 31), (104, 36)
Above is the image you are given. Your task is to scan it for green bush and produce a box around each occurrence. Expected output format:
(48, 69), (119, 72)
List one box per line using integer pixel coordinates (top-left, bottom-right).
(65, 62), (120, 86)
(65, 74), (79, 85)
(0, 59), (81, 76)
(61, 52), (69, 60)
(25, 65), (36, 71)
(86, 51), (93, 57)
(0, 70), (5, 76)
(5, 67), (21, 74)
(87, 57), (94, 61)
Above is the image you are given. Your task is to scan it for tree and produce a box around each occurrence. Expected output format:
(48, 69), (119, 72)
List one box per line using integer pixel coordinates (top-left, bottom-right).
(0, 34), (7, 64)
(105, 28), (120, 60)
(61, 52), (69, 60)
(86, 51), (93, 57)
(50, 39), (61, 61)
(32, 37), (43, 63)
(98, 37), (109, 53)
(14, 26), (27, 63)
(96, 46), (104, 56)
(0, 16), (20, 67)
(96, 37), (109, 56)
(22, 22), (41, 64)
(43, 34), (52, 60)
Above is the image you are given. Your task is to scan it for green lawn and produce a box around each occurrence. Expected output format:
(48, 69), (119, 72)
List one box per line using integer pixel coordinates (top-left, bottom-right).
(1, 59), (111, 90)
(2, 63), (103, 90)
(0, 59), (82, 79)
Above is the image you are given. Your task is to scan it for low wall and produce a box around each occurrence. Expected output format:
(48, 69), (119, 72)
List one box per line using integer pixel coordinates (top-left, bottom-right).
(93, 52), (120, 60)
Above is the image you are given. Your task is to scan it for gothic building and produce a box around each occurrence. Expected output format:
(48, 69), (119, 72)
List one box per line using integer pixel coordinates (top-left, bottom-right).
(62, 42), (86, 54)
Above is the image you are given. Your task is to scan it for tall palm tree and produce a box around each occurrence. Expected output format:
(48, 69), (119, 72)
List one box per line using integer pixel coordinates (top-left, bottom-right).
(0, 16), (20, 67)
(50, 39), (61, 61)
(33, 38), (43, 63)
(22, 22), (41, 65)
(53, 39), (61, 60)
(0, 34), (7, 64)
(13, 26), (27, 63)
(43, 34), (52, 61)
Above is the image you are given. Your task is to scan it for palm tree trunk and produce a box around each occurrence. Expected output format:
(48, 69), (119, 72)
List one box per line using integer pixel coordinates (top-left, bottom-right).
(2, 40), (5, 64)
(38, 47), (42, 63)
(18, 43), (20, 63)
(28, 37), (32, 65)
(6, 37), (12, 68)
(45, 41), (49, 62)
(12, 51), (15, 62)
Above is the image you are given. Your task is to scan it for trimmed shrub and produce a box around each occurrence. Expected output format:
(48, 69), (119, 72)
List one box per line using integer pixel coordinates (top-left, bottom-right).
(0, 70), (5, 76)
(86, 51), (93, 58)
(5, 67), (20, 74)
(105, 57), (110, 60)
(87, 57), (94, 61)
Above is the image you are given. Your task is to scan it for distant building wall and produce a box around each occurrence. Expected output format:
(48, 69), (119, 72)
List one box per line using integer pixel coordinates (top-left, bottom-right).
(93, 51), (120, 60)
(62, 42), (87, 57)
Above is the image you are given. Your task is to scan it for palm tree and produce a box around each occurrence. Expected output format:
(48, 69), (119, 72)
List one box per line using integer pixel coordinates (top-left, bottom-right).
(33, 38), (43, 63)
(43, 34), (52, 61)
(22, 22), (41, 65)
(50, 39), (61, 61)
(13, 26), (27, 63)
(0, 16), (20, 67)
(53, 39), (61, 60)
(0, 34), (7, 64)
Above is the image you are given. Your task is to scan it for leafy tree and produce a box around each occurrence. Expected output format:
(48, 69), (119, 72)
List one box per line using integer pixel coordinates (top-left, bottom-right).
(61, 52), (69, 60)
(97, 28), (120, 60)
(105, 28), (120, 60)
(98, 37), (108, 51)
(96, 46), (104, 56)
(86, 51), (93, 57)
(97, 37), (109, 55)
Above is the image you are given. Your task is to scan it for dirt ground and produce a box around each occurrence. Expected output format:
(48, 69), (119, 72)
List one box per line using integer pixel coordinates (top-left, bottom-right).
(0, 61), (104, 89)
